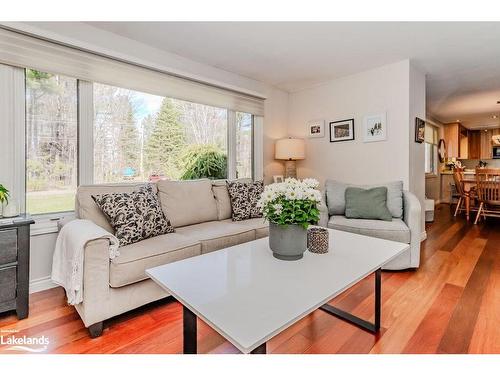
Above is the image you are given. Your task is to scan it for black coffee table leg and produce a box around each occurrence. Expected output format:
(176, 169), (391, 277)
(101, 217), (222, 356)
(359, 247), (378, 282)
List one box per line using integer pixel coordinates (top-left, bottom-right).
(319, 268), (381, 333)
(250, 343), (266, 354)
(183, 305), (197, 354)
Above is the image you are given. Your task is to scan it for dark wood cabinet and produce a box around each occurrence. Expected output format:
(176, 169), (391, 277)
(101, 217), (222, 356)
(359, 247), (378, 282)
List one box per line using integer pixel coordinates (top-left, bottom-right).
(0, 215), (34, 319)
(468, 130), (481, 159)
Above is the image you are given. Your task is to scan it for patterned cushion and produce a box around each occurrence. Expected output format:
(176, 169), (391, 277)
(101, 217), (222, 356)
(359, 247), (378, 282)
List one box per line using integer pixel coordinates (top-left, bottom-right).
(92, 184), (174, 247)
(226, 180), (264, 221)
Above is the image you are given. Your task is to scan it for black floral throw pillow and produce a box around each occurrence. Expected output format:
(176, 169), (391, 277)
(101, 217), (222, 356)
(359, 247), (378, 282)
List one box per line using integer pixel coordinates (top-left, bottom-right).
(226, 180), (264, 221)
(92, 184), (174, 247)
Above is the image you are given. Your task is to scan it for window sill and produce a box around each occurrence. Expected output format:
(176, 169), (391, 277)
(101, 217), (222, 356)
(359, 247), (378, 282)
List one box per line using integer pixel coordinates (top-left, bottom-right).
(30, 211), (75, 236)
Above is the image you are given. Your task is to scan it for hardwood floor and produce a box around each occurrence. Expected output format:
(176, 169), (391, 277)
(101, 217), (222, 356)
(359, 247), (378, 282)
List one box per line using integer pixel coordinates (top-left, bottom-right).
(0, 204), (499, 354)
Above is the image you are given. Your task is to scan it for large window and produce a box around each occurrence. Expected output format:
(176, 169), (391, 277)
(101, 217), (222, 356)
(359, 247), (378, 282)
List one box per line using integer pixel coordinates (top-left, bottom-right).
(425, 124), (439, 175)
(23, 71), (255, 216)
(93, 83), (228, 183)
(236, 112), (253, 179)
(26, 69), (78, 214)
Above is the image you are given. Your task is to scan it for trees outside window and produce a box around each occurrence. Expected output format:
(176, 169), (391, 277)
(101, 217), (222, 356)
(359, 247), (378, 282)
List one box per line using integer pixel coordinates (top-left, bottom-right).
(93, 83), (161, 183)
(26, 69), (78, 214)
(236, 112), (253, 179)
(94, 83), (228, 182)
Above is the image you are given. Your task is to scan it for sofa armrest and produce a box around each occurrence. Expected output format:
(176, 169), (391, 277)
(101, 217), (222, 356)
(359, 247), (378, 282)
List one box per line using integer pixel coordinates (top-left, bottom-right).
(317, 190), (329, 227)
(76, 237), (112, 327)
(402, 190), (422, 268)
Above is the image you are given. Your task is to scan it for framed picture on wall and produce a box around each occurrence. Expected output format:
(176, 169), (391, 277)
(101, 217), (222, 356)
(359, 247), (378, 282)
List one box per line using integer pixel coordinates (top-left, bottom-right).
(415, 117), (425, 143)
(363, 113), (387, 142)
(307, 119), (325, 138)
(329, 119), (355, 142)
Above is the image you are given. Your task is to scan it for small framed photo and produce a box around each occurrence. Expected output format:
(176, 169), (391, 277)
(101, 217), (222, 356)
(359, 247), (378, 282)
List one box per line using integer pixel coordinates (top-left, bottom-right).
(329, 119), (355, 142)
(415, 117), (425, 143)
(273, 175), (284, 183)
(307, 119), (325, 138)
(363, 113), (387, 142)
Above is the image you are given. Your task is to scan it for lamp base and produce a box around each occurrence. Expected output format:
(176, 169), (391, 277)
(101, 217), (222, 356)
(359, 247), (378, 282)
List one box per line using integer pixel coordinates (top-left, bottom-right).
(284, 160), (297, 179)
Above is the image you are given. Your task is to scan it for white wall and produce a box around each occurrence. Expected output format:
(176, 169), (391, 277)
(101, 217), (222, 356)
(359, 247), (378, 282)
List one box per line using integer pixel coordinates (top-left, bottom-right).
(263, 88), (289, 184)
(288, 60), (412, 188)
(30, 232), (59, 292)
(409, 64), (427, 230)
(1, 23), (289, 292)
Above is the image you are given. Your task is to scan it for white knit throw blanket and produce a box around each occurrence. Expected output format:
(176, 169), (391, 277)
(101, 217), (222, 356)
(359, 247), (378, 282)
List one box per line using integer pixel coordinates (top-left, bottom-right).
(51, 219), (119, 305)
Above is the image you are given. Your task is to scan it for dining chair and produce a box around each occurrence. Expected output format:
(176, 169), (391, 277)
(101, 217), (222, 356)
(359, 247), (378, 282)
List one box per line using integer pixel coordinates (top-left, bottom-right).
(452, 167), (468, 218)
(452, 167), (478, 220)
(474, 168), (500, 224)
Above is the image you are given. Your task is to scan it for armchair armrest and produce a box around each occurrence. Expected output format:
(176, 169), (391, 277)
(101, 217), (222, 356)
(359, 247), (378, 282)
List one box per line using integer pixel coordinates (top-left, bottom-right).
(317, 189), (329, 227)
(402, 190), (422, 268)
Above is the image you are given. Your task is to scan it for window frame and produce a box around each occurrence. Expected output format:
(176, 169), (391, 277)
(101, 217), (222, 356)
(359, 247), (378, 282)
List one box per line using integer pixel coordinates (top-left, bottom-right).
(233, 112), (255, 180)
(424, 124), (439, 177)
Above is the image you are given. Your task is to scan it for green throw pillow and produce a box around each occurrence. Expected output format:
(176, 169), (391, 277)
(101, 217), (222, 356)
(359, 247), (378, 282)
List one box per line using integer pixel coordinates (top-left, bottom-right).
(344, 187), (392, 221)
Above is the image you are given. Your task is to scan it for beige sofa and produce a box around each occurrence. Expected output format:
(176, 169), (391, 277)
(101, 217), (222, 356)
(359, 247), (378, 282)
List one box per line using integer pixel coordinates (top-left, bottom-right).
(74, 179), (268, 337)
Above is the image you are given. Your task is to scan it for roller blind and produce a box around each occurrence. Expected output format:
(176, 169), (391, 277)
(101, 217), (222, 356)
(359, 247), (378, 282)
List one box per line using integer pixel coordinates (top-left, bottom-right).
(0, 27), (265, 115)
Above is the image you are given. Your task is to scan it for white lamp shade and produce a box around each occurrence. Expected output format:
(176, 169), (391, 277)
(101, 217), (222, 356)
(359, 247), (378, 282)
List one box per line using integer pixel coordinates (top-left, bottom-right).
(275, 138), (305, 160)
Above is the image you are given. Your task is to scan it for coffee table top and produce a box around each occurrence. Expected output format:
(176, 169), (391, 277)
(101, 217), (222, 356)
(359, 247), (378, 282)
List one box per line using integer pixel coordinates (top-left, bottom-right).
(146, 228), (408, 353)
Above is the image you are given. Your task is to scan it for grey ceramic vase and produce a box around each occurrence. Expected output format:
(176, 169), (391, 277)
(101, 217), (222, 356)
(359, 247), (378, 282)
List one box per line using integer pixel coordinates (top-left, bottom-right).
(269, 222), (307, 260)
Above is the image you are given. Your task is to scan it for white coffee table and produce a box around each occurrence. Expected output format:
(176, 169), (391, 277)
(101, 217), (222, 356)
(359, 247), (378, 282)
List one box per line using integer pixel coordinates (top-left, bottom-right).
(146, 228), (409, 354)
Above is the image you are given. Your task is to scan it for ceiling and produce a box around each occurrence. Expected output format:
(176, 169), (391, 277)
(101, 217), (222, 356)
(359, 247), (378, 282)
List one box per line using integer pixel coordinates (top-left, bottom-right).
(86, 22), (500, 128)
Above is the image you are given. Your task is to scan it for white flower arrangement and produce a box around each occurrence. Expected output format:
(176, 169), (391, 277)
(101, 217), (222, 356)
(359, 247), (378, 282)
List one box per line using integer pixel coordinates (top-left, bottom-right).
(258, 178), (322, 228)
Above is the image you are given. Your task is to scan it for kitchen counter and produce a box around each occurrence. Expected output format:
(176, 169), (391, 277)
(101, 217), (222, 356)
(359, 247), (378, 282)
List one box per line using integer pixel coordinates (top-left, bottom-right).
(440, 169), (475, 175)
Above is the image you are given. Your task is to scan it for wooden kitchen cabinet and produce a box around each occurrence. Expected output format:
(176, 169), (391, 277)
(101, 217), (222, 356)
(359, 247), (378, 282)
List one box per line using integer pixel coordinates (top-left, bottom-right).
(468, 130), (481, 159)
(444, 122), (468, 158)
(480, 129), (493, 159)
(454, 127), (499, 160)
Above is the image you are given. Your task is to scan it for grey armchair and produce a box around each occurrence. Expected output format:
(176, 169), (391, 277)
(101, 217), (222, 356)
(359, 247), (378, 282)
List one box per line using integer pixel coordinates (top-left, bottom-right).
(318, 180), (422, 270)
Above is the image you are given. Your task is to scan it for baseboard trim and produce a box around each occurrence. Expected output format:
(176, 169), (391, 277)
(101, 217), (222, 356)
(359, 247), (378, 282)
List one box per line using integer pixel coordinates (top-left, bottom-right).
(421, 231), (427, 241)
(29, 276), (58, 294)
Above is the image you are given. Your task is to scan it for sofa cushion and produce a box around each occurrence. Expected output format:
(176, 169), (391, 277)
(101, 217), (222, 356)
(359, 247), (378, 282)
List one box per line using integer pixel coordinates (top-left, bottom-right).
(157, 179), (218, 227)
(226, 180), (264, 221)
(223, 218), (269, 239)
(325, 180), (403, 218)
(110, 233), (201, 287)
(76, 183), (156, 233)
(327, 215), (410, 243)
(212, 183), (232, 220)
(92, 184), (175, 247)
(176, 221), (255, 254)
(344, 187), (392, 221)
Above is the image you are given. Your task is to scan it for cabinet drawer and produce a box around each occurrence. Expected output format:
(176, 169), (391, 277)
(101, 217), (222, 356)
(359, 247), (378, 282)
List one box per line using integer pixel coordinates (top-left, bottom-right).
(0, 229), (17, 264)
(0, 266), (17, 302)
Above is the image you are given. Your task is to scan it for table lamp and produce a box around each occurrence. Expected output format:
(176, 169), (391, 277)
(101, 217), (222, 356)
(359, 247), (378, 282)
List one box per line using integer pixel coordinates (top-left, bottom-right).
(275, 137), (305, 179)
